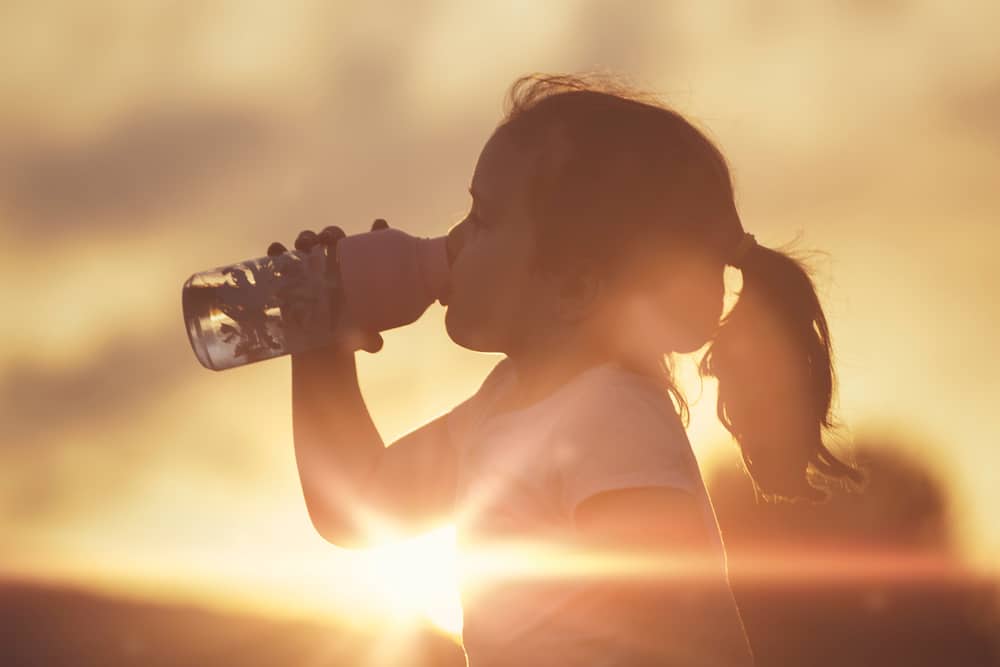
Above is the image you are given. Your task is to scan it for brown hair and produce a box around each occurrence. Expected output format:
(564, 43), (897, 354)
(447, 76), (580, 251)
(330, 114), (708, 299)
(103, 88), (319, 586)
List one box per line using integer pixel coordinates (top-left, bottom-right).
(498, 73), (864, 502)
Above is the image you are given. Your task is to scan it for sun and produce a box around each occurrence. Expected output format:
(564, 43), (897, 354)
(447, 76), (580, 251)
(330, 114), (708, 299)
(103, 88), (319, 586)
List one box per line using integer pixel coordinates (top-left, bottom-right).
(358, 524), (464, 637)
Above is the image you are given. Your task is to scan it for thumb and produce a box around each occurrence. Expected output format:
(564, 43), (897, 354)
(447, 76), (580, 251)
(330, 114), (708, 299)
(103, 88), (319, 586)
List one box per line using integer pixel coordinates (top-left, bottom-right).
(360, 331), (384, 354)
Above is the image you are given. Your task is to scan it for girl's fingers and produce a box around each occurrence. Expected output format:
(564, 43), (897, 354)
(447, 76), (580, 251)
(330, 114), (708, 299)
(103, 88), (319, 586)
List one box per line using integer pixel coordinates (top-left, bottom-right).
(318, 225), (346, 247)
(371, 218), (389, 231)
(267, 242), (288, 257)
(295, 229), (319, 251)
(360, 332), (385, 354)
(332, 326), (384, 354)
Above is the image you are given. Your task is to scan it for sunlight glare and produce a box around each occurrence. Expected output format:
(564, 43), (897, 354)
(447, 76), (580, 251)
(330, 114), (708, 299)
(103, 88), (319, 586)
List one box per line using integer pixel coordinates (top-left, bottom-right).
(360, 525), (463, 637)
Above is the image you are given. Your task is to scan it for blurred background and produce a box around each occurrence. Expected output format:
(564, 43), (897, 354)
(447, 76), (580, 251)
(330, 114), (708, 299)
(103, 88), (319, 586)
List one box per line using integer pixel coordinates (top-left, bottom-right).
(1, 1), (998, 665)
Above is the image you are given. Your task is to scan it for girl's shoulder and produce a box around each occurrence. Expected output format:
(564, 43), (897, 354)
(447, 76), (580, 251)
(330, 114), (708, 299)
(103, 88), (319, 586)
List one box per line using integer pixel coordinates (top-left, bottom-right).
(550, 361), (702, 507)
(448, 356), (682, 448)
(556, 361), (684, 437)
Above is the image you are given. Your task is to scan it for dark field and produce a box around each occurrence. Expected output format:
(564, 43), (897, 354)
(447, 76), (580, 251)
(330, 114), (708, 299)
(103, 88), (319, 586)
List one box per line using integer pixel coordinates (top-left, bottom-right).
(4, 574), (998, 667)
(0, 578), (466, 667)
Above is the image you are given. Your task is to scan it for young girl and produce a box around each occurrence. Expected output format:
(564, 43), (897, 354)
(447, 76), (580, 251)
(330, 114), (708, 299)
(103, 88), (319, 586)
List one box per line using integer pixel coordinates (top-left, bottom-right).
(269, 74), (862, 666)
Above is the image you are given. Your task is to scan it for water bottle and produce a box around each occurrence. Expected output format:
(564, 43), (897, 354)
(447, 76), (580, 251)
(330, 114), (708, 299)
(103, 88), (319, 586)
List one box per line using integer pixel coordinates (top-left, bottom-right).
(182, 226), (452, 371)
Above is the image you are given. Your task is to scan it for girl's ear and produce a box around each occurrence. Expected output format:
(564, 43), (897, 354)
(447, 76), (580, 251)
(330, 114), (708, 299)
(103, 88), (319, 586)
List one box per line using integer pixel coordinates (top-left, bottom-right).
(555, 270), (604, 323)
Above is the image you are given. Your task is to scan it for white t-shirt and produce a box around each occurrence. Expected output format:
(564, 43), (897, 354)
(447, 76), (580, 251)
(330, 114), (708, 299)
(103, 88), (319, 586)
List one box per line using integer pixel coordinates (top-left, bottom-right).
(447, 356), (754, 667)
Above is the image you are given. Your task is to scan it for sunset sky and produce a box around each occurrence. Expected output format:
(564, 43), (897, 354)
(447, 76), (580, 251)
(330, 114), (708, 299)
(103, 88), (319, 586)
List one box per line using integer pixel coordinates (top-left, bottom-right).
(2, 0), (998, 636)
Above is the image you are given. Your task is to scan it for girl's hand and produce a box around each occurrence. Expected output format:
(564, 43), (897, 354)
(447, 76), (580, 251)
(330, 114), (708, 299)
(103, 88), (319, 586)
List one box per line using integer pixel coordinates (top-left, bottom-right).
(266, 219), (390, 354)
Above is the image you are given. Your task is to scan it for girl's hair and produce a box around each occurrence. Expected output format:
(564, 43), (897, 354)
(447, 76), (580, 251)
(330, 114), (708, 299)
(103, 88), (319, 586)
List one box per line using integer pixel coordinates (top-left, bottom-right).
(497, 73), (864, 502)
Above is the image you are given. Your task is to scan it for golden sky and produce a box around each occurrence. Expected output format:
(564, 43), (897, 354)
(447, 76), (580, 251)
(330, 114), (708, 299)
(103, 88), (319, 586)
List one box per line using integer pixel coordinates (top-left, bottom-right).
(2, 0), (998, 633)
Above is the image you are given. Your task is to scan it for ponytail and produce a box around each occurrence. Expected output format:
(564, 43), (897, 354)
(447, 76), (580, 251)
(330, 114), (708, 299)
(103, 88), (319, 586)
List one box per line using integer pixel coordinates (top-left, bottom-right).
(698, 240), (865, 502)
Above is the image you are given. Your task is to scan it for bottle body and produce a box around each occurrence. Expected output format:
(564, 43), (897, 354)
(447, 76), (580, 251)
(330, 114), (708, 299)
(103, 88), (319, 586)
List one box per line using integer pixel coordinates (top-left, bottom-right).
(183, 246), (337, 370)
(182, 229), (451, 371)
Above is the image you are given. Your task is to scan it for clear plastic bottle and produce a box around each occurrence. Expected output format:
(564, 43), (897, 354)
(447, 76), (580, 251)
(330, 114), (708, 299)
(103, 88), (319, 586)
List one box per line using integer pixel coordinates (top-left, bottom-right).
(182, 229), (451, 371)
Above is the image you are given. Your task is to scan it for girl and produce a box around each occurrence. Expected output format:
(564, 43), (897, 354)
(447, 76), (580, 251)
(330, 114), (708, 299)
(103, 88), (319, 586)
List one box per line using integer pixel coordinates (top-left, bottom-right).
(269, 73), (862, 666)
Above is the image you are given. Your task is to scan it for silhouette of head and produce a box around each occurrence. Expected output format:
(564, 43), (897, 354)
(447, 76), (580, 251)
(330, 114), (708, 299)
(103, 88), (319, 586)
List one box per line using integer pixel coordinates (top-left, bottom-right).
(446, 73), (862, 501)
(445, 76), (732, 362)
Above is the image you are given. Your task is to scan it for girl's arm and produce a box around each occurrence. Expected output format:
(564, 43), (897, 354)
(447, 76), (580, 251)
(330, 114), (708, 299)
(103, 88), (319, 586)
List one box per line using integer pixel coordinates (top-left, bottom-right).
(572, 487), (724, 663)
(291, 345), (456, 549)
(574, 486), (709, 550)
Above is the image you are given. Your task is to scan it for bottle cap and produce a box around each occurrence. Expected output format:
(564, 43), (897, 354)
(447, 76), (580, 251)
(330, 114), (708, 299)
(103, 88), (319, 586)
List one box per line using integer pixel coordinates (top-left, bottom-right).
(336, 228), (452, 332)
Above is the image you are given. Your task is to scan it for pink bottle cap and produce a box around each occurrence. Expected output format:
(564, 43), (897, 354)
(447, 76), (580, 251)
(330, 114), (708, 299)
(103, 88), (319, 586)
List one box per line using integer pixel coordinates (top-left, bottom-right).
(336, 228), (452, 333)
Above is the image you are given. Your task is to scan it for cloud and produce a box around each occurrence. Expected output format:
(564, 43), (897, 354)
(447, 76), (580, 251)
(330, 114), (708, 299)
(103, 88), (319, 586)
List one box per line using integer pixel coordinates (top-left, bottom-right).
(0, 105), (278, 236)
(1, 326), (192, 452)
(567, 1), (678, 76)
(0, 322), (295, 526)
(942, 74), (1000, 144)
(0, 326), (191, 524)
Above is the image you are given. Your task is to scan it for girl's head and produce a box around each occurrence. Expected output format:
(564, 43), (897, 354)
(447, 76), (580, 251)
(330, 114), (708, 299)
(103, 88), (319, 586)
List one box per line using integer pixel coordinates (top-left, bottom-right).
(445, 73), (863, 502)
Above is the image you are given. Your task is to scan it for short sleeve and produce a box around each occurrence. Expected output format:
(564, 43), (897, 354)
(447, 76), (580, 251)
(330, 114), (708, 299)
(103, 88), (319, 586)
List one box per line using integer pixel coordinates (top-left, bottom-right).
(551, 370), (698, 518)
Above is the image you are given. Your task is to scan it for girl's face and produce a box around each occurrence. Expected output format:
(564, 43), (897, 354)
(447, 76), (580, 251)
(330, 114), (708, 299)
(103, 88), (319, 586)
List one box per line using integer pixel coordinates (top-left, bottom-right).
(444, 129), (552, 354)
(444, 128), (727, 358)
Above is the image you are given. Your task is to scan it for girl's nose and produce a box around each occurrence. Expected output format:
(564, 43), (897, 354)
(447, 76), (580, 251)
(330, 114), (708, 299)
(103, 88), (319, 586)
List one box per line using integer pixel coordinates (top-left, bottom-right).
(446, 220), (467, 266)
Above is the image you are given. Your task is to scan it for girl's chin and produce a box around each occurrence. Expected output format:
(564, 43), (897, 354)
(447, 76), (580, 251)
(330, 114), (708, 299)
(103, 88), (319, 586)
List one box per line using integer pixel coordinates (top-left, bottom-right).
(444, 309), (501, 353)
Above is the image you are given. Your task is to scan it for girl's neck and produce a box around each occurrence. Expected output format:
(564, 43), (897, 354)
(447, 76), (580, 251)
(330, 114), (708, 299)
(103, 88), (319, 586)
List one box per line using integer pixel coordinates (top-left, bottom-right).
(500, 335), (611, 413)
